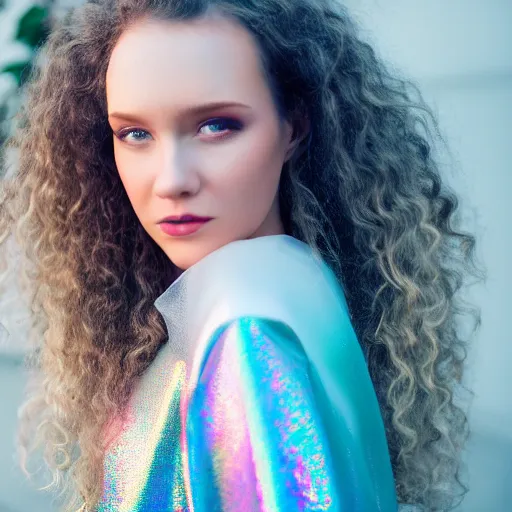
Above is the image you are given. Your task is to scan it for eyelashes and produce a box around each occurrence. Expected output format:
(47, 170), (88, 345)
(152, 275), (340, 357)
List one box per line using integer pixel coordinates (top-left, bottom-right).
(198, 117), (243, 138)
(116, 128), (150, 143)
(114, 117), (243, 144)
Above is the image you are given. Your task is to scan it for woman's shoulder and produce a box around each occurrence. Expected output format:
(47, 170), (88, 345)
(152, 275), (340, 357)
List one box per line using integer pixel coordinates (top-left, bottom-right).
(99, 238), (397, 510)
(153, 235), (354, 363)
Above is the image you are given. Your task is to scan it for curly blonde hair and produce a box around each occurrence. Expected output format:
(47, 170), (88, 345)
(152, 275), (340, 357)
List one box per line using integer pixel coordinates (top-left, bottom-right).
(0, 0), (485, 510)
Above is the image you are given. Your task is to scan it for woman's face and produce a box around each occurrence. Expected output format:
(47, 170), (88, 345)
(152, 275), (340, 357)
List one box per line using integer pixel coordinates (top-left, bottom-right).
(106, 15), (298, 270)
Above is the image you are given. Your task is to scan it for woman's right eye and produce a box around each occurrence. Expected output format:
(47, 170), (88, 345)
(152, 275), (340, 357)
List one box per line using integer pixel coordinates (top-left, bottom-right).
(115, 128), (152, 144)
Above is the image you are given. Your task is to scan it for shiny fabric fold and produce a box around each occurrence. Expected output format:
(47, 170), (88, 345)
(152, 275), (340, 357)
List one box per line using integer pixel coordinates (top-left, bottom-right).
(186, 317), (337, 512)
(98, 317), (340, 511)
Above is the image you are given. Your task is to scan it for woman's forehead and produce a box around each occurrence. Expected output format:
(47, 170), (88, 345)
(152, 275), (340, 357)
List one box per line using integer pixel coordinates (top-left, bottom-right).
(105, 16), (269, 116)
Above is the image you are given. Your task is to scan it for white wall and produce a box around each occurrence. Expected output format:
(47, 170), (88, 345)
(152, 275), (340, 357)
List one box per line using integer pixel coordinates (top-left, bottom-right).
(0, 360), (55, 512)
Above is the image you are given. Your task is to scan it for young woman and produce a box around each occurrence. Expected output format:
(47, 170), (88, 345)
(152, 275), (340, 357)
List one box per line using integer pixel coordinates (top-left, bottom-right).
(0, 0), (483, 511)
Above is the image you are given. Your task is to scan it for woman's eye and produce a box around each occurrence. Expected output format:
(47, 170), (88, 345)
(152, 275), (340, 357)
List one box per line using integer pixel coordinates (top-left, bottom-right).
(115, 128), (151, 144)
(198, 117), (242, 139)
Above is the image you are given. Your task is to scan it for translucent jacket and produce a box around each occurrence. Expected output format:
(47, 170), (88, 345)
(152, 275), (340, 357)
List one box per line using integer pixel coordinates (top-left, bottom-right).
(96, 234), (398, 512)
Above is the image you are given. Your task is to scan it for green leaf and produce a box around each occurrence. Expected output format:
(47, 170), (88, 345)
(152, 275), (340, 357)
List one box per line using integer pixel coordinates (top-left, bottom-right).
(1, 61), (33, 88)
(15, 5), (50, 49)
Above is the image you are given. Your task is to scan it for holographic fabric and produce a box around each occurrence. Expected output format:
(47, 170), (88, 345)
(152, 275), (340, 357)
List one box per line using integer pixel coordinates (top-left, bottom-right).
(95, 235), (398, 512)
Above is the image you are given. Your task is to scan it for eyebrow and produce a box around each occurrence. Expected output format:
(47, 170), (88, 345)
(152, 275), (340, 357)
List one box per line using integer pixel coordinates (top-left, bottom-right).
(108, 101), (251, 123)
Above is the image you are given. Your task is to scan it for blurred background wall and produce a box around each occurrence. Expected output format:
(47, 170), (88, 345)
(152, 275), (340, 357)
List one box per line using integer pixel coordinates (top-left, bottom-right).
(0, 0), (510, 510)
(341, 2), (512, 511)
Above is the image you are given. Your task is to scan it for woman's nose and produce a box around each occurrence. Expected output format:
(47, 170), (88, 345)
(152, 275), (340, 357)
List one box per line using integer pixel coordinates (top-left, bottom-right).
(153, 140), (201, 198)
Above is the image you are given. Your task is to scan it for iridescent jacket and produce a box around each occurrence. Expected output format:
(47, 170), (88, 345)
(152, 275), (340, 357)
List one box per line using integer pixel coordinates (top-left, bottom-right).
(95, 234), (398, 511)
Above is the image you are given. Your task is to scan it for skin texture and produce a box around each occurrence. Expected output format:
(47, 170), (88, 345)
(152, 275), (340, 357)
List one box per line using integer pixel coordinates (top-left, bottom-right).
(106, 16), (300, 270)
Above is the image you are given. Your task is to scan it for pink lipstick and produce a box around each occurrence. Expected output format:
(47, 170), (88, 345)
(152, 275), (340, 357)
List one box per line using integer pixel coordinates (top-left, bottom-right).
(158, 213), (213, 237)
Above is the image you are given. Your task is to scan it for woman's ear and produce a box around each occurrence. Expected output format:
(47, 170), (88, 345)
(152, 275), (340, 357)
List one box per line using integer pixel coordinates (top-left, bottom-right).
(284, 114), (311, 162)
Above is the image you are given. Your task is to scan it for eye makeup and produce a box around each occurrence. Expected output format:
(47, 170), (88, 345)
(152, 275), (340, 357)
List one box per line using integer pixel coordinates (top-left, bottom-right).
(113, 116), (244, 145)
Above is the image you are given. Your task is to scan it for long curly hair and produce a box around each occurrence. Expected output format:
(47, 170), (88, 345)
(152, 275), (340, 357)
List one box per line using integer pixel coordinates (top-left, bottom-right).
(0, 0), (485, 510)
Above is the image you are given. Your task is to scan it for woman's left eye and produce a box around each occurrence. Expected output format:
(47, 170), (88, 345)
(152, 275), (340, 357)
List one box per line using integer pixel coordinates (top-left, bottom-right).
(198, 117), (242, 139)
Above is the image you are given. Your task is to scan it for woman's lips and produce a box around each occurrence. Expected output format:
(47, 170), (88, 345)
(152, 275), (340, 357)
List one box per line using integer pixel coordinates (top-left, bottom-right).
(159, 219), (212, 237)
